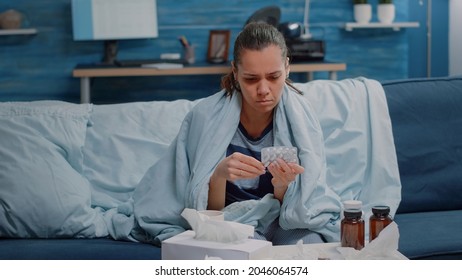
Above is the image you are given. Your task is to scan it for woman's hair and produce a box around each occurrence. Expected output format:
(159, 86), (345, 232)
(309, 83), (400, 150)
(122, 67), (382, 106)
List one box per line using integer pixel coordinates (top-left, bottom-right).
(221, 21), (302, 95)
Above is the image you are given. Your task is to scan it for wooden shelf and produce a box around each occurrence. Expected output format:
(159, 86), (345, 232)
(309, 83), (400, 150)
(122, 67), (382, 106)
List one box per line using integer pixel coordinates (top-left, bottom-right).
(0, 28), (38, 36)
(344, 22), (420, 31)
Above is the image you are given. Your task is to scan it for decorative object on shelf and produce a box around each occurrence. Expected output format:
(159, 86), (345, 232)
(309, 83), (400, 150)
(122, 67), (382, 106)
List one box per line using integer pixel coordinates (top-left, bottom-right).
(353, 0), (372, 24)
(276, 1), (325, 62)
(0, 9), (23, 29)
(301, 0), (312, 39)
(71, 0), (159, 66)
(207, 30), (230, 64)
(378, 0), (396, 24)
(245, 5), (281, 27)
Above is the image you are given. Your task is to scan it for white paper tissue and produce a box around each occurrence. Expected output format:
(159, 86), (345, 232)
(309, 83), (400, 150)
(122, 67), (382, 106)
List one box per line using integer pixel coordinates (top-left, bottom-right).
(181, 208), (254, 243)
(336, 222), (408, 260)
(268, 221), (407, 260)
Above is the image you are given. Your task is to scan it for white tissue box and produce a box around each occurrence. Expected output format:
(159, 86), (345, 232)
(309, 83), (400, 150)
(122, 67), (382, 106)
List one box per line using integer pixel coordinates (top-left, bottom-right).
(162, 230), (272, 260)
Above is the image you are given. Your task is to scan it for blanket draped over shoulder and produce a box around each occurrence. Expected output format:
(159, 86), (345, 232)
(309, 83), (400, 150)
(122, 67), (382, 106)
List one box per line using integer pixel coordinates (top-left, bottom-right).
(108, 77), (402, 246)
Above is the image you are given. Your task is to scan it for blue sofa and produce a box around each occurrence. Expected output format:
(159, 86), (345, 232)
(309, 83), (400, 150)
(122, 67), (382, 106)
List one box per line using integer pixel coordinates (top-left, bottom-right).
(1, 76), (461, 260)
(384, 76), (462, 260)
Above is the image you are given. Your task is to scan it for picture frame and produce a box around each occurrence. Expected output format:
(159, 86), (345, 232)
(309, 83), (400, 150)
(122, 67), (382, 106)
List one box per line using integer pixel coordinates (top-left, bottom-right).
(207, 30), (231, 64)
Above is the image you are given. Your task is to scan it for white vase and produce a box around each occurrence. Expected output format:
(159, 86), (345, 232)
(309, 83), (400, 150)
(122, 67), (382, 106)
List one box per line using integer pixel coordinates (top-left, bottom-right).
(354, 4), (372, 24)
(378, 4), (395, 24)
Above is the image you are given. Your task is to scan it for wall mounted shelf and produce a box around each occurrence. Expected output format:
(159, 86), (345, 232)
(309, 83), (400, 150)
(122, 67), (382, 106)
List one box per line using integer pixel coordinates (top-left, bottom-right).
(0, 28), (38, 36)
(344, 22), (420, 32)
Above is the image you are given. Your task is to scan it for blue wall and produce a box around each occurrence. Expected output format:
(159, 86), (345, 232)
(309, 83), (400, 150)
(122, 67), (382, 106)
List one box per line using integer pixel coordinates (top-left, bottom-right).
(0, 0), (446, 104)
(408, 0), (449, 78)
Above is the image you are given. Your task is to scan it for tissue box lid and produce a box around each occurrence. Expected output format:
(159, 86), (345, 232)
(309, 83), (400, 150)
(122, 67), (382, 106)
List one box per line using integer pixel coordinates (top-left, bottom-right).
(162, 230), (272, 260)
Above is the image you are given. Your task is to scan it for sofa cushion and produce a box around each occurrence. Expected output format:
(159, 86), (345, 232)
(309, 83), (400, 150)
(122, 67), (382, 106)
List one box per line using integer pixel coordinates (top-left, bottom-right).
(395, 210), (462, 259)
(83, 99), (199, 209)
(0, 101), (107, 238)
(383, 76), (462, 214)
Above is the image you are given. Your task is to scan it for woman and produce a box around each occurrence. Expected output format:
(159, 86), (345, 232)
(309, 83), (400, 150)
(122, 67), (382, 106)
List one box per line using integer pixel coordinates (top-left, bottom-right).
(206, 21), (340, 244)
(132, 22), (342, 246)
(208, 22), (304, 209)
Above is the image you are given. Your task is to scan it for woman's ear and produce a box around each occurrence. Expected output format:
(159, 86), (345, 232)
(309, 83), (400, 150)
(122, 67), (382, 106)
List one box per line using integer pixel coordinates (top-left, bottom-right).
(285, 58), (290, 78)
(231, 61), (238, 80)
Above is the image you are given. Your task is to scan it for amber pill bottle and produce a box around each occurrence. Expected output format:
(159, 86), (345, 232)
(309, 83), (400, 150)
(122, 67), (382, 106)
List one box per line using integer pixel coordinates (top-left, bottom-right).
(369, 206), (393, 241)
(341, 209), (365, 250)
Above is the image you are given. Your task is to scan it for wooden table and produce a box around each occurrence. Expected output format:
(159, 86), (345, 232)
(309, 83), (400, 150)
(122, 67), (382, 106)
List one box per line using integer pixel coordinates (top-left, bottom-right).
(73, 62), (346, 103)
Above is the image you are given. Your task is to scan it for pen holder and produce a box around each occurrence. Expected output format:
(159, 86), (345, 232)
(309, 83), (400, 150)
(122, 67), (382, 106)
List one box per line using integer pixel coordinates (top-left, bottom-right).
(184, 45), (195, 65)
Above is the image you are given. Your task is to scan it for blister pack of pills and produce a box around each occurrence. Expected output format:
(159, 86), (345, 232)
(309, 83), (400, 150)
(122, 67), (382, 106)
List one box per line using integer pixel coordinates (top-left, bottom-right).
(261, 146), (298, 167)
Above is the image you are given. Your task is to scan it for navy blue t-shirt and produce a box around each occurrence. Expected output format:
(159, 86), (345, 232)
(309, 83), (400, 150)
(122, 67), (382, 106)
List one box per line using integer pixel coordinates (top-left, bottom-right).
(225, 122), (274, 206)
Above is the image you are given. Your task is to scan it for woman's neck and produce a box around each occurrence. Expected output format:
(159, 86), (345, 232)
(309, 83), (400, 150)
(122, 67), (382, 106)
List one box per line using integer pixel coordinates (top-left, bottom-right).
(240, 109), (273, 139)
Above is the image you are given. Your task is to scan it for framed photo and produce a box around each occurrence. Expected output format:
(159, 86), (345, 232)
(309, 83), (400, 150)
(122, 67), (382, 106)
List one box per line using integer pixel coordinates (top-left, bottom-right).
(207, 30), (231, 64)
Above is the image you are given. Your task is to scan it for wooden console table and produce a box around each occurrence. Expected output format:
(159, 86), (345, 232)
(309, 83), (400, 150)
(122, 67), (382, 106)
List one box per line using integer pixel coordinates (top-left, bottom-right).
(73, 62), (346, 103)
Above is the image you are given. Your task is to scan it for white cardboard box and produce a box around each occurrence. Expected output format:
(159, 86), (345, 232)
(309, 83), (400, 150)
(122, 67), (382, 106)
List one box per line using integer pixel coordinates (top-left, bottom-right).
(162, 230), (272, 260)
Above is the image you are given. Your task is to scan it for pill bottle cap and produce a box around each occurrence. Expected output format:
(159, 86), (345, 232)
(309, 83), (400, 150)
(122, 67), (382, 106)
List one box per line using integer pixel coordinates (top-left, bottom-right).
(343, 200), (362, 210)
(372, 205), (390, 215)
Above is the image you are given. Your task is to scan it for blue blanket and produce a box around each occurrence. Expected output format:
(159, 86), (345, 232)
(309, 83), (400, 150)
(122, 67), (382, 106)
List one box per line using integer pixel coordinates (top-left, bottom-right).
(108, 77), (402, 245)
(294, 78), (402, 221)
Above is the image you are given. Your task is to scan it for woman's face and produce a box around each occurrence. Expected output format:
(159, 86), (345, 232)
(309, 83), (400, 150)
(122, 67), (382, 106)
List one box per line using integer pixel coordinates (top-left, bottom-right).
(234, 45), (289, 116)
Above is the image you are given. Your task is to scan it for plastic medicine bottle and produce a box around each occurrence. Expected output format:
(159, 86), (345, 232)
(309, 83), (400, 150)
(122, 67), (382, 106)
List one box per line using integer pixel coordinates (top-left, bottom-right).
(341, 209), (365, 250)
(369, 206), (393, 241)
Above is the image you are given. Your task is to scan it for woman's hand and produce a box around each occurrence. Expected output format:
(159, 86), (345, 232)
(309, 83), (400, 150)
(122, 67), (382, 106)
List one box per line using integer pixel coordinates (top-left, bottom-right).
(267, 158), (304, 202)
(208, 152), (265, 210)
(214, 152), (266, 181)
